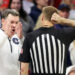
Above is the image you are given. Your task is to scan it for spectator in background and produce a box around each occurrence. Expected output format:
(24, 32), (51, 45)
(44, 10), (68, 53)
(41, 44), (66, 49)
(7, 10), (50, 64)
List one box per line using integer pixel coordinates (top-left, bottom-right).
(58, 4), (70, 18)
(22, 0), (34, 14)
(48, 0), (62, 8)
(0, 0), (9, 10)
(8, 0), (34, 37)
(29, 0), (48, 24)
(0, 0), (3, 6)
(55, 3), (70, 28)
(69, 0), (75, 20)
(0, 0), (3, 26)
(0, 0), (3, 28)
(0, 0), (10, 28)
(61, 0), (72, 6)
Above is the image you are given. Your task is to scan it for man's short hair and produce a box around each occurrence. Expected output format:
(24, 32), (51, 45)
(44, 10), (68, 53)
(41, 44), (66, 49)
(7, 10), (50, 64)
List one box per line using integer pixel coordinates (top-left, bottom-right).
(58, 4), (70, 12)
(42, 6), (58, 21)
(1, 9), (20, 19)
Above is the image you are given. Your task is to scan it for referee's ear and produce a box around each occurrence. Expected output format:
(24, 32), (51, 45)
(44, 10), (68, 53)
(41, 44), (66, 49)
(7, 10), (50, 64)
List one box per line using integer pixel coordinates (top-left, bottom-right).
(41, 13), (46, 26)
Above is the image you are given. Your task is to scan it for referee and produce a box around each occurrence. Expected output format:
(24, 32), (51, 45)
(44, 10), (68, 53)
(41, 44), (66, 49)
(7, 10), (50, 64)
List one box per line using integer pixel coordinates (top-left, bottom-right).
(19, 6), (75, 75)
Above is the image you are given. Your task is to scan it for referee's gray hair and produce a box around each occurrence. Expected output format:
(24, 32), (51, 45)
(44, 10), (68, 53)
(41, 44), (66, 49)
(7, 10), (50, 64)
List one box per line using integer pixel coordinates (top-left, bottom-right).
(1, 9), (20, 19)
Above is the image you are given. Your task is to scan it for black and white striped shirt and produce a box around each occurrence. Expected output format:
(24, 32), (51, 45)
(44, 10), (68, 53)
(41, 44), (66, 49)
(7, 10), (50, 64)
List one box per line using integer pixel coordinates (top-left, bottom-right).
(19, 27), (75, 75)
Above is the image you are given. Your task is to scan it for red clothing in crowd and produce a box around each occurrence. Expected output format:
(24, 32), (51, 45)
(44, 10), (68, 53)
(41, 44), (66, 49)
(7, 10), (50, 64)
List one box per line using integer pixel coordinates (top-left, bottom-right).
(0, 0), (9, 9)
(48, 0), (62, 8)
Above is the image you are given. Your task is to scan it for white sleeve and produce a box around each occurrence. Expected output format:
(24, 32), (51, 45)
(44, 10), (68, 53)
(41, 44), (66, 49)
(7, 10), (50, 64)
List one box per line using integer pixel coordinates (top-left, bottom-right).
(0, 29), (8, 47)
(66, 65), (75, 75)
(69, 40), (75, 65)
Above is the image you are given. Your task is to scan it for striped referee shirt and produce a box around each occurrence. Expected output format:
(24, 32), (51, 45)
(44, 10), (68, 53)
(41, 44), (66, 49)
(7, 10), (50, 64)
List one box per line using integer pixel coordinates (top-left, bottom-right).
(19, 27), (75, 75)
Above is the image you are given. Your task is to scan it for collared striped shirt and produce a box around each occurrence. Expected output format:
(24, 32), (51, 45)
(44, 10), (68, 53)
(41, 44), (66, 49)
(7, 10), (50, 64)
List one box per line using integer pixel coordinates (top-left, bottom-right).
(19, 27), (75, 75)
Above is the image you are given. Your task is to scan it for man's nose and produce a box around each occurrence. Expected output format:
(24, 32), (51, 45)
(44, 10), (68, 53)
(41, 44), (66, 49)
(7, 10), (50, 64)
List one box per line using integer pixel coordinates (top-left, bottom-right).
(13, 23), (16, 27)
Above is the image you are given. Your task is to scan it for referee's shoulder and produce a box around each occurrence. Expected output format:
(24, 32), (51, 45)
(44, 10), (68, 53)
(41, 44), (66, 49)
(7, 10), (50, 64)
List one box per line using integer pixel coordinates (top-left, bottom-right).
(28, 28), (41, 35)
(26, 28), (41, 38)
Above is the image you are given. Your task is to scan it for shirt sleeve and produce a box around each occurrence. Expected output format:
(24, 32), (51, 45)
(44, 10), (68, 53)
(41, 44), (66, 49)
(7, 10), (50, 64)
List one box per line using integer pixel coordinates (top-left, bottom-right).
(63, 27), (75, 43)
(0, 29), (8, 47)
(66, 65), (75, 75)
(19, 35), (31, 63)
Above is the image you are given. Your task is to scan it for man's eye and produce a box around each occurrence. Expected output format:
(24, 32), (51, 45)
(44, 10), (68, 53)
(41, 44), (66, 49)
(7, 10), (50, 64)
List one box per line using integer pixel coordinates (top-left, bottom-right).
(16, 22), (18, 24)
(11, 21), (14, 24)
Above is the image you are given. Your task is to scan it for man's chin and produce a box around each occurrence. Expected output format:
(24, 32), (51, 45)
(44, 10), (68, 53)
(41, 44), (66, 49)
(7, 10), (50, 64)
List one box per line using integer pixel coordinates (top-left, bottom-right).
(12, 32), (15, 35)
(10, 32), (15, 37)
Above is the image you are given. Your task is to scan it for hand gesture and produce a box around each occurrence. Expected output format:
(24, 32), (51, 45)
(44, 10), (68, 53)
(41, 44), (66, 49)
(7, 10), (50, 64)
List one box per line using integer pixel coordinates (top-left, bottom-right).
(51, 13), (63, 24)
(2, 21), (12, 37)
(15, 22), (23, 39)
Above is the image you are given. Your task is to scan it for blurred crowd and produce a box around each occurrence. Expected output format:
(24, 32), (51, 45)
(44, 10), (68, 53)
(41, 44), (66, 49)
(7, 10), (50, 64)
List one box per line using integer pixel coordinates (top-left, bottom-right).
(0, 0), (75, 29)
(0, 0), (75, 26)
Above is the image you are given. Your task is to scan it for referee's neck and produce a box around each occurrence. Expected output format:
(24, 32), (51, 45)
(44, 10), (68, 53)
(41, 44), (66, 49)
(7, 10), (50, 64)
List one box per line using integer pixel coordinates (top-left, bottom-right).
(42, 21), (54, 28)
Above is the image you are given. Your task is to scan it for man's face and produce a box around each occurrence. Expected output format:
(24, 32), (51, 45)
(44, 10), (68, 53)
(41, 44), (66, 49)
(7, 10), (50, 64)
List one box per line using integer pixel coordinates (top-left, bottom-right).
(10, 0), (21, 11)
(2, 14), (19, 36)
(59, 10), (69, 18)
(36, 0), (48, 7)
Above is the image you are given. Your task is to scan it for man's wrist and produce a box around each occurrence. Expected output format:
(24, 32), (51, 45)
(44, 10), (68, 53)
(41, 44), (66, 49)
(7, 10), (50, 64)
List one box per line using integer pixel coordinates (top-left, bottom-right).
(59, 17), (65, 24)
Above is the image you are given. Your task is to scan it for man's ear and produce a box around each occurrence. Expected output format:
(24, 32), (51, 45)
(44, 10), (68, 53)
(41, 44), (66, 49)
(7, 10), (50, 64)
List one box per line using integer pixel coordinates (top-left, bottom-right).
(41, 14), (45, 25)
(1, 18), (5, 23)
(1, 18), (5, 25)
(1, 18), (5, 28)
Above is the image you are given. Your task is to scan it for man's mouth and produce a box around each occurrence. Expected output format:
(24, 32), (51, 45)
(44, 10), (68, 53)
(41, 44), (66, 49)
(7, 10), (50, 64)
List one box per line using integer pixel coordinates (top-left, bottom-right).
(12, 29), (15, 32)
